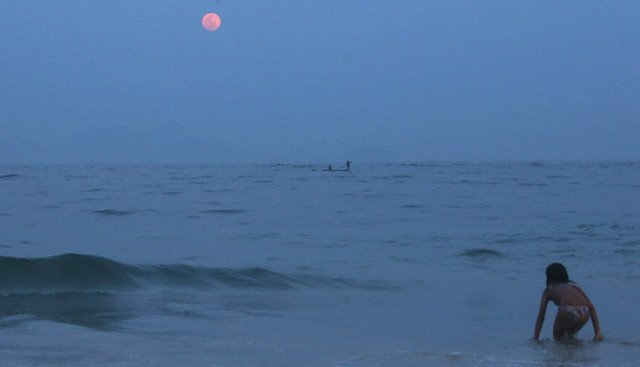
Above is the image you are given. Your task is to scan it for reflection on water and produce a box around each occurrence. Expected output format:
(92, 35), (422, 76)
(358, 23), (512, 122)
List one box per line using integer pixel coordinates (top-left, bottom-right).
(534, 339), (602, 367)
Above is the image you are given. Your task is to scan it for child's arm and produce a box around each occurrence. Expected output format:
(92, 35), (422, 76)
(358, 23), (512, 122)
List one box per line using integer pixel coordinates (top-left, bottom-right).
(574, 286), (603, 341)
(533, 291), (549, 340)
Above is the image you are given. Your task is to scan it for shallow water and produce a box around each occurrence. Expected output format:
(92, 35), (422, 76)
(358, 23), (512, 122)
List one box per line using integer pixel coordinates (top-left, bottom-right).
(1, 162), (639, 366)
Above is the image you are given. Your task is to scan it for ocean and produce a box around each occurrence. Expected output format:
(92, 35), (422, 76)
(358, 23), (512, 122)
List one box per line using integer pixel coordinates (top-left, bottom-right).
(0, 162), (639, 366)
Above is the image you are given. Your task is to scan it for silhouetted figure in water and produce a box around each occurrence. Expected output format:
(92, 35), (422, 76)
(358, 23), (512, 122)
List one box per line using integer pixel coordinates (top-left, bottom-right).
(317, 162), (349, 172)
(533, 263), (603, 341)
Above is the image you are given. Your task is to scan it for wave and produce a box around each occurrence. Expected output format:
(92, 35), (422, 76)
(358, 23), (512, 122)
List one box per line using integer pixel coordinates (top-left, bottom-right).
(0, 254), (392, 293)
(199, 209), (246, 215)
(0, 254), (136, 291)
(401, 204), (426, 209)
(93, 209), (137, 216)
(457, 248), (507, 258)
(0, 173), (19, 180)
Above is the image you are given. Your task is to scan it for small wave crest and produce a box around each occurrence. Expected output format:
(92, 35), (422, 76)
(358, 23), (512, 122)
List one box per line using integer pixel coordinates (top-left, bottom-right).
(0, 173), (19, 180)
(93, 209), (136, 216)
(0, 254), (391, 293)
(457, 248), (507, 258)
(199, 209), (246, 215)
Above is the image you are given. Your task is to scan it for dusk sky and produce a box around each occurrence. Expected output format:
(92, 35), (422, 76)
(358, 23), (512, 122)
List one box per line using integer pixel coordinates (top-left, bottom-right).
(1, 1), (639, 163)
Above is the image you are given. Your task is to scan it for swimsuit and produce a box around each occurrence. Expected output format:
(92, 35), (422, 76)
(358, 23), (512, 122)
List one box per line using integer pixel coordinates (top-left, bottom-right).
(558, 305), (589, 320)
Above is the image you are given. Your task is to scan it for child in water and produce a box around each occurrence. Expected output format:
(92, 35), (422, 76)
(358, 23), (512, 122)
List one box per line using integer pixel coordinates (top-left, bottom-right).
(533, 263), (603, 341)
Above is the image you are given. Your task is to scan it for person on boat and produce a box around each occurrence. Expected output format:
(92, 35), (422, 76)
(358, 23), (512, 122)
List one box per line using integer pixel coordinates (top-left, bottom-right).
(533, 263), (603, 341)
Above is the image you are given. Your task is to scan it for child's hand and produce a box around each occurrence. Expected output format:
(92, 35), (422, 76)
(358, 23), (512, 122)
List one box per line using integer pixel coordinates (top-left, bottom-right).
(594, 331), (603, 341)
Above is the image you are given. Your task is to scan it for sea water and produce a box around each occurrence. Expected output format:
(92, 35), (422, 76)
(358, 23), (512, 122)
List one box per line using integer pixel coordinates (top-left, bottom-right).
(0, 162), (639, 366)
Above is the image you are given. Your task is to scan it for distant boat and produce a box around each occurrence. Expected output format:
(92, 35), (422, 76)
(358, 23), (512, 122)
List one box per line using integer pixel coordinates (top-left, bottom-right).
(315, 160), (351, 172)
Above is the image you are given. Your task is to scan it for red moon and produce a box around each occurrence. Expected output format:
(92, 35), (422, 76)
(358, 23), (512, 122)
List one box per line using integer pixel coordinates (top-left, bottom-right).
(202, 13), (221, 31)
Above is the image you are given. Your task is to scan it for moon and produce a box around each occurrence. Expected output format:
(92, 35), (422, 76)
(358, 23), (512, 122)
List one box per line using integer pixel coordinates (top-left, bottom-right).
(202, 13), (221, 31)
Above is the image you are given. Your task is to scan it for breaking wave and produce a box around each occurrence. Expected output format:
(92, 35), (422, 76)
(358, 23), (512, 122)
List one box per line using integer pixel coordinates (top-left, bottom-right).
(0, 254), (392, 293)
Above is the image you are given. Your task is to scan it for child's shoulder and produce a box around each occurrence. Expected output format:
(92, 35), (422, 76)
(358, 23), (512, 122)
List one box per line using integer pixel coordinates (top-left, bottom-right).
(546, 282), (581, 295)
(547, 281), (580, 288)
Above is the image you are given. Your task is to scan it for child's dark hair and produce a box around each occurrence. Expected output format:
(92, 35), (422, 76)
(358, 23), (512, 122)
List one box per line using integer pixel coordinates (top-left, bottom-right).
(546, 263), (569, 286)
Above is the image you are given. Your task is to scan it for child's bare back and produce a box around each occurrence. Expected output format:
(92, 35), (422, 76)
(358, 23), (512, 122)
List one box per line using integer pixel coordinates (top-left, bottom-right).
(533, 263), (603, 341)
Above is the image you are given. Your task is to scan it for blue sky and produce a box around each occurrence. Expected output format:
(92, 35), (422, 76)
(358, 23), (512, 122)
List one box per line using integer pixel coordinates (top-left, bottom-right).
(1, 0), (639, 163)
